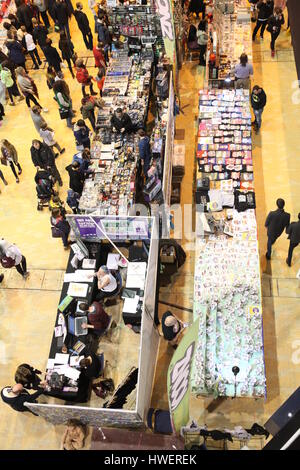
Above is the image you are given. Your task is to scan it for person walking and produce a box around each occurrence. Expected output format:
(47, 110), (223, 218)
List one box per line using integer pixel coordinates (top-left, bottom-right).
(196, 21), (208, 66)
(39, 122), (65, 157)
(21, 26), (42, 70)
(32, 18), (48, 51)
(0, 168), (8, 190)
(252, 1), (274, 41)
(53, 79), (74, 128)
(74, 2), (94, 51)
(5, 31), (27, 72)
(0, 62), (22, 106)
(265, 198), (290, 260)
(16, 0), (34, 34)
(33, 0), (50, 29)
(16, 67), (47, 110)
(234, 53), (253, 89)
(0, 140), (22, 183)
(43, 38), (62, 73)
(30, 105), (47, 133)
(286, 213), (300, 267)
(75, 59), (97, 97)
(0, 239), (29, 278)
(31, 139), (63, 186)
(80, 95), (103, 131)
(65, 160), (84, 194)
(58, 31), (75, 78)
(267, 7), (285, 57)
(54, 0), (71, 40)
(251, 85), (267, 133)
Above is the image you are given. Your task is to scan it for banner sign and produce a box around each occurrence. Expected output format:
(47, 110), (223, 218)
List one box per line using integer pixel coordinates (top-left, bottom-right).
(156, 0), (177, 87)
(167, 318), (200, 433)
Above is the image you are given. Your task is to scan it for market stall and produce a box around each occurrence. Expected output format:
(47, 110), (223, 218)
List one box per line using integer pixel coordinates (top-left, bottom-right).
(191, 88), (266, 398)
(25, 215), (161, 428)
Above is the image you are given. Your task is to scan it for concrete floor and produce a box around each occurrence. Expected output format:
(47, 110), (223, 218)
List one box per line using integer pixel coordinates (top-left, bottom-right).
(0, 13), (300, 449)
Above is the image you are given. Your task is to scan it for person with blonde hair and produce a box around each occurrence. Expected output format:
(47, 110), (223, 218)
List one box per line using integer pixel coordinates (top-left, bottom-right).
(0, 139), (22, 183)
(161, 311), (188, 348)
(61, 419), (87, 450)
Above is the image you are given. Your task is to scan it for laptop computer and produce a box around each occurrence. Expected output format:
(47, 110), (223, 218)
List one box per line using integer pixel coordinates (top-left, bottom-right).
(68, 316), (88, 336)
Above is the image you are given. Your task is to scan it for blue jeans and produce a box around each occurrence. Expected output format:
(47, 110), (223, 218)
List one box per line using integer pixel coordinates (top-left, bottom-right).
(254, 108), (263, 129)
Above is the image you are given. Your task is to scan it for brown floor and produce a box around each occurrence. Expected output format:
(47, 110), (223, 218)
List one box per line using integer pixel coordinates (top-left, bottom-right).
(0, 13), (300, 450)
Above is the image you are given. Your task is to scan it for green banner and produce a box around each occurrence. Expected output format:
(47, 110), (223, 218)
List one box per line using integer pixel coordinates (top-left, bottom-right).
(167, 318), (200, 433)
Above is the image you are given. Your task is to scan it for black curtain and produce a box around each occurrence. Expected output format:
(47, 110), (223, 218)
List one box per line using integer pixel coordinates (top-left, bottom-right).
(288, 0), (300, 82)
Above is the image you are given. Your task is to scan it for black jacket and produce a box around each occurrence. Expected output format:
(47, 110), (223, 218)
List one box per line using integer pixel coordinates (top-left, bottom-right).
(15, 364), (41, 390)
(286, 221), (300, 244)
(33, 25), (48, 48)
(268, 14), (285, 33)
(257, 1), (273, 20)
(31, 143), (55, 169)
(265, 209), (290, 240)
(81, 353), (103, 380)
(1, 387), (43, 412)
(54, 1), (69, 26)
(65, 164), (84, 194)
(74, 10), (91, 34)
(16, 4), (33, 29)
(111, 113), (133, 133)
(43, 44), (62, 69)
(251, 88), (267, 110)
(34, 169), (52, 184)
(58, 37), (74, 60)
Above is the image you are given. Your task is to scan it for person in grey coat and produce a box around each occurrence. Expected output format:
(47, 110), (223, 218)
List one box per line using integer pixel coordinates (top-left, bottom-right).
(30, 105), (47, 133)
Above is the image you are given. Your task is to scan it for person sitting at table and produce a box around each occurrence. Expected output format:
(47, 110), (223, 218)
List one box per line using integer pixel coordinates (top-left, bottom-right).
(61, 419), (87, 451)
(79, 301), (116, 336)
(111, 107), (133, 134)
(161, 311), (187, 348)
(14, 363), (42, 390)
(79, 352), (104, 379)
(93, 265), (118, 301)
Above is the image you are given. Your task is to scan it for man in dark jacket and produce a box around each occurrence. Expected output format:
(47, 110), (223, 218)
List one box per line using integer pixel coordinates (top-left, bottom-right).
(286, 213), (300, 266)
(1, 383), (45, 414)
(137, 129), (151, 176)
(5, 36), (27, 71)
(265, 198), (290, 260)
(54, 0), (71, 40)
(251, 85), (267, 133)
(16, 0), (34, 34)
(32, 19), (48, 50)
(74, 2), (93, 50)
(43, 38), (62, 73)
(31, 140), (62, 185)
(252, 1), (274, 41)
(65, 161), (84, 194)
(111, 108), (133, 133)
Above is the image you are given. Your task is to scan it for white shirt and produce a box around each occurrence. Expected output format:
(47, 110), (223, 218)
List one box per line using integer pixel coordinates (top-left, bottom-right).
(101, 273), (117, 292)
(24, 33), (36, 52)
(39, 129), (56, 146)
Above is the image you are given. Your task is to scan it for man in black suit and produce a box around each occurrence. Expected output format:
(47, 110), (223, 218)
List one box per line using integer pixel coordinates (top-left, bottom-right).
(286, 213), (300, 267)
(265, 198), (290, 260)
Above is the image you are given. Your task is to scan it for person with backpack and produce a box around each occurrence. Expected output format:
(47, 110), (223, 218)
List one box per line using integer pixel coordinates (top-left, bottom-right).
(58, 31), (76, 78)
(21, 25), (42, 70)
(267, 6), (285, 57)
(80, 95), (104, 131)
(75, 58), (97, 97)
(73, 119), (91, 150)
(74, 2), (94, 51)
(5, 31), (27, 72)
(0, 238), (29, 279)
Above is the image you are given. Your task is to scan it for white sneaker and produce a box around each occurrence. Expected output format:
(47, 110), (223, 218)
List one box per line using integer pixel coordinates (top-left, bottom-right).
(42, 108), (49, 113)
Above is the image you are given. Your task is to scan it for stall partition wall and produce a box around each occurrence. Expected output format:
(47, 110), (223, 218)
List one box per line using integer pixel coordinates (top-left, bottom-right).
(26, 216), (160, 428)
(288, 0), (300, 82)
(161, 72), (175, 238)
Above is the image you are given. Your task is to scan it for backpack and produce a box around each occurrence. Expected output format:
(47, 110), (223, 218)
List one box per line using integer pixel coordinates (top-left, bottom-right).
(1, 256), (15, 268)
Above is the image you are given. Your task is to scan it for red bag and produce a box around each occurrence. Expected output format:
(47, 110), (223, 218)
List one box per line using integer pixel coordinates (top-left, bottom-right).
(1, 256), (15, 268)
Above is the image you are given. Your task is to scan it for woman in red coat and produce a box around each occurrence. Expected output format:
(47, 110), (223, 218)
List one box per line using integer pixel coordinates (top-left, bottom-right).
(75, 58), (97, 97)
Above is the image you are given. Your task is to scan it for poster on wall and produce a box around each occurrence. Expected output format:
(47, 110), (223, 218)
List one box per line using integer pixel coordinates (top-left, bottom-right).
(167, 318), (200, 433)
(155, 0), (177, 91)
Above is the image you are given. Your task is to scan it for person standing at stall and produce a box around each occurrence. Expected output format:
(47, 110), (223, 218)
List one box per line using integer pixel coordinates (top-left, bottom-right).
(197, 20), (208, 66)
(137, 129), (151, 177)
(111, 108), (133, 134)
(65, 160), (85, 194)
(234, 53), (253, 89)
(265, 198), (290, 260)
(267, 7), (285, 57)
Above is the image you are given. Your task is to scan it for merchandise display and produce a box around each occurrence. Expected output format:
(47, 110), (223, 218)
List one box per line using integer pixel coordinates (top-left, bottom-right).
(0, 0), (15, 51)
(192, 88), (266, 398)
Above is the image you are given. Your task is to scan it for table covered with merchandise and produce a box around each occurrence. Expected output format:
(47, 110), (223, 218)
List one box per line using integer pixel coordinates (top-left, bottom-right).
(191, 88), (266, 398)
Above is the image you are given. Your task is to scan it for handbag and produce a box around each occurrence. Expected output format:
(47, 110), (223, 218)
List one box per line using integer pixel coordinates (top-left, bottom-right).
(1, 256), (16, 268)
(51, 225), (62, 238)
(0, 156), (7, 166)
(59, 107), (70, 120)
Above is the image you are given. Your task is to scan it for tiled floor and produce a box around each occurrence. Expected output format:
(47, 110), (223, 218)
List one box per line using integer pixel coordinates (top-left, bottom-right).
(0, 14), (300, 450)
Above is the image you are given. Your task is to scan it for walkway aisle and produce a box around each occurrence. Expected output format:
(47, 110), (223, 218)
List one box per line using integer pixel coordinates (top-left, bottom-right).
(152, 27), (300, 446)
